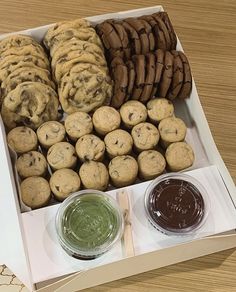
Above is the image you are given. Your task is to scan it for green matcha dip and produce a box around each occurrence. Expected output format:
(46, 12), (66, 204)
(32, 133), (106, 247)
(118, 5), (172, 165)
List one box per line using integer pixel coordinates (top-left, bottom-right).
(56, 191), (123, 259)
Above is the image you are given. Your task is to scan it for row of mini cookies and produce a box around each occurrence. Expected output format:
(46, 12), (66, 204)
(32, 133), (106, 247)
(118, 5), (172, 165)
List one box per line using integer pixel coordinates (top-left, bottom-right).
(43, 18), (113, 115)
(0, 34), (59, 130)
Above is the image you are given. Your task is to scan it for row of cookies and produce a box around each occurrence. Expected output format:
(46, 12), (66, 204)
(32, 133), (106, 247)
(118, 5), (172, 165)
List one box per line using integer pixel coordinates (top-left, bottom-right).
(109, 49), (192, 109)
(43, 18), (113, 114)
(0, 34), (59, 129)
(96, 12), (177, 61)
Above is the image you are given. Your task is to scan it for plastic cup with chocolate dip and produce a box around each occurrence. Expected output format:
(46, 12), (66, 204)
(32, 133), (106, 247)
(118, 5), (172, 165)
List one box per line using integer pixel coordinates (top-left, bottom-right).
(144, 173), (210, 235)
(56, 190), (124, 260)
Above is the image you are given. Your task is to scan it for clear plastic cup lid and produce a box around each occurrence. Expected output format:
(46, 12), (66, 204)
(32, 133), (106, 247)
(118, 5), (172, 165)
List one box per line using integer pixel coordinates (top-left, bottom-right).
(144, 173), (210, 236)
(56, 190), (124, 259)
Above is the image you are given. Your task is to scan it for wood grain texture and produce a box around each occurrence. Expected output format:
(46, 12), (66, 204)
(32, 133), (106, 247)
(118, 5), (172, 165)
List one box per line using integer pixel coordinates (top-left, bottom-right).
(0, 0), (235, 291)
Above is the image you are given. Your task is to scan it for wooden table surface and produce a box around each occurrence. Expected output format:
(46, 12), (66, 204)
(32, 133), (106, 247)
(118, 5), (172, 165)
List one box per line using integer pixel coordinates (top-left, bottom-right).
(0, 0), (235, 291)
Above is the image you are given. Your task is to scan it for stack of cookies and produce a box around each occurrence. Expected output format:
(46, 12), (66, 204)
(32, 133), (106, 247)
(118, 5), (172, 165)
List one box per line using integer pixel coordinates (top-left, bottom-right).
(0, 34), (59, 129)
(96, 12), (192, 107)
(43, 18), (113, 114)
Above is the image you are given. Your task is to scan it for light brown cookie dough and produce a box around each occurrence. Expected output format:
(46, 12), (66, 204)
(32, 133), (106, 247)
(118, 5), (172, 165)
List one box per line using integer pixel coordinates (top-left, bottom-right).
(47, 142), (77, 170)
(108, 155), (138, 187)
(92, 106), (121, 136)
(79, 161), (109, 191)
(131, 122), (160, 152)
(158, 117), (187, 148)
(7, 126), (38, 154)
(37, 121), (65, 149)
(75, 134), (105, 162)
(138, 150), (166, 180)
(147, 98), (174, 124)
(120, 100), (147, 129)
(104, 129), (133, 158)
(49, 168), (81, 201)
(16, 151), (47, 178)
(64, 111), (93, 141)
(165, 142), (194, 171)
(20, 176), (51, 209)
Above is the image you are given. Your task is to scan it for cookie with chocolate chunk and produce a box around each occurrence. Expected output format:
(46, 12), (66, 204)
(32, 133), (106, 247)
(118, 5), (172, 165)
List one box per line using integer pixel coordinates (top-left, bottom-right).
(158, 51), (174, 98)
(121, 21), (141, 55)
(1, 82), (59, 130)
(131, 54), (145, 100)
(151, 49), (165, 98)
(120, 100), (147, 129)
(167, 51), (184, 100)
(110, 57), (128, 108)
(147, 98), (174, 124)
(178, 51), (192, 99)
(16, 151), (47, 178)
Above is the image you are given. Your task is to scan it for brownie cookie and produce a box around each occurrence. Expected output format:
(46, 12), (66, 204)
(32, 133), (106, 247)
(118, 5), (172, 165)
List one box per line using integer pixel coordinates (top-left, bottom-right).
(110, 57), (128, 108)
(58, 63), (112, 114)
(109, 155), (138, 187)
(131, 54), (145, 100)
(138, 150), (166, 180)
(16, 151), (47, 178)
(178, 51), (192, 99)
(79, 161), (109, 191)
(158, 117), (187, 148)
(64, 111), (93, 141)
(158, 51), (174, 98)
(139, 53), (156, 102)
(20, 176), (51, 209)
(7, 126), (38, 154)
(139, 18), (155, 51)
(49, 168), (81, 201)
(165, 142), (194, 171)
(120, 100), (147, 129)
(47, 142), (77, 170)
(37, 121), (66, 149)
(147, 98), (174, 124)
(151, 49), (165, 97)
(167, 51), (184, 100)
(159, 12), (177, 50)
(1, 82), (59, 130)
(75, 134), (105, 162)
(104, 129), (133, 158)
(126, 60), (136, 99)
(152, 13), (172, 50)
(92, 106), (121, 136)
(131, 122), (160, 152)
(121, 21), (141, 55)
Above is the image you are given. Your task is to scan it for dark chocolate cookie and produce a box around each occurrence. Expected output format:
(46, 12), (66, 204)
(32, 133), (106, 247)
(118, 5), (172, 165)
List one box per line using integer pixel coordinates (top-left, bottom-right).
(121, 20), (142, 55)
(126, 60), (136, 100)
(139, 53), (156, 103)
(158, 51), (174, 98)
(159, 12), (177, 50)
(167, 51), (184, 100)
(151, 49), (165, 97)
(131, 55), (145, 100)
(152, 13), (172, 50)
(111, 57), (128, 108)
(177, 51), (192, 99)
(139, 19), (155, 52)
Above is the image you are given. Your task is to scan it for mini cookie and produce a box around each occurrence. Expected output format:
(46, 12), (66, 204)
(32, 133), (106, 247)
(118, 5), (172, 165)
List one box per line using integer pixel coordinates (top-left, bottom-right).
(158, 117), (187, 148)
(109, 155), (138, 187)
(178, 51), (192, 99)
(139, 53), (156, 102)
(16, 151), (47, 178)
(79, 161), (109, 191)
(1, 82), (59, 130)
(37, 121), (66, 149)
(131, 54), (145, 100)
(167, 51), (184, 100)
(165, 142), (194, 171)
(64, 111), (93, 141)
(20, 176), (51, 209)
(47, 142), (77, 170)
(7, 126), (38, 154)
(147, 98), (174, 124)
(75, 134), (105, 162)
(104, 129), (133, 158)
(158, 51), (174, 98)
(131, 122), (160, 152)
(126, 60), (135, 99)
(138, 150), (166, 180)
(121, 21), (141, 55)
(92, 106), (121, 136)
(151, 49), (165, 97)
(49, 168), (81, 201)
(58, 63), (112, 114)
(110, 57), (128, 108)
(120, 100), (147, 129)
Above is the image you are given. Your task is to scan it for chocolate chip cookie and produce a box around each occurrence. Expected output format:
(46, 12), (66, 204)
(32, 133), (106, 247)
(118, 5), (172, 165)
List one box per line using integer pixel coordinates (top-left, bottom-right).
(120, 100), (147, 129)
